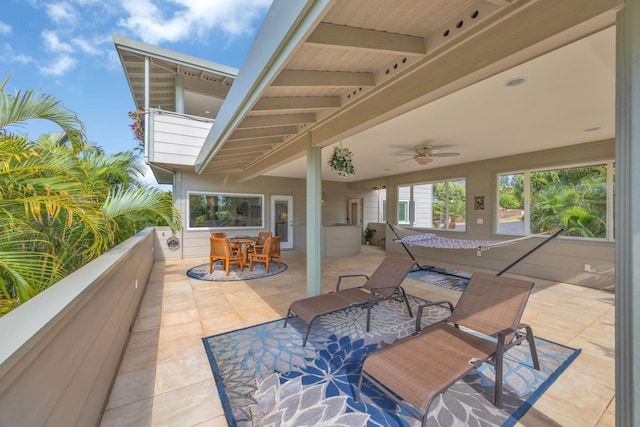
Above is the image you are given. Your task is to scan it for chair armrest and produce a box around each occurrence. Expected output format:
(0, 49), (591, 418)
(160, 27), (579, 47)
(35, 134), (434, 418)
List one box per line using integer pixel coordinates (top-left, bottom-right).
(414, 300), (454, 333)
(336, 274), (369, 291)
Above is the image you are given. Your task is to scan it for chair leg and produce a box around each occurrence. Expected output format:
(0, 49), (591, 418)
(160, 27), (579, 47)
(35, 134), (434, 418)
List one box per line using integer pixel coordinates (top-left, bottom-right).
(265, 258), (270, 273)
(399, 287), (413, 318)
(300, 316), (320, 346)
(302, 323), (313, 347)
(283, 309), (293, 328)
(209, 258), (213, 273)
(495, 335), (506, 408)
(225, 259), (230, 276)
(366, 300), (373, 332)
(525, 325), (540, 370)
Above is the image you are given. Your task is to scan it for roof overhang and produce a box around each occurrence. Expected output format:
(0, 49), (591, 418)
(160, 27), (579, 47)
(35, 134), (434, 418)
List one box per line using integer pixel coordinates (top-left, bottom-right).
(194, 0), (622, 183)
(113, 34), (238, 114)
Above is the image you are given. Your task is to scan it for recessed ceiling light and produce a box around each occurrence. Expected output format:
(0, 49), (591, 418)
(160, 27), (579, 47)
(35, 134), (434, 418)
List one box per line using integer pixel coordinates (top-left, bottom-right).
(504, 77), (527, 87)
(205, 110), (210, 114)
(584, 127), (601, 132)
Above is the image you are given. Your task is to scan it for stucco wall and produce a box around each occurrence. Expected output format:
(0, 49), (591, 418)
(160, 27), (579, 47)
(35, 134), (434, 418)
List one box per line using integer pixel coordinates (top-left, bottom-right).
(0, 229), (155, 426)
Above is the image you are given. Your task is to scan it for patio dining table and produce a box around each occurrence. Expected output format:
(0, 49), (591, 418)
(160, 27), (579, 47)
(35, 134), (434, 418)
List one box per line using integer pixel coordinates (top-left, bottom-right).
(228, 236), (259, 262)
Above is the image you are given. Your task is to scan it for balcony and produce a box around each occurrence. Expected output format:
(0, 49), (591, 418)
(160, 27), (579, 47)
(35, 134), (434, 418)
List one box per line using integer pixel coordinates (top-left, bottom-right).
(146, 109), (214, 167)
(0, 229), (615, 426)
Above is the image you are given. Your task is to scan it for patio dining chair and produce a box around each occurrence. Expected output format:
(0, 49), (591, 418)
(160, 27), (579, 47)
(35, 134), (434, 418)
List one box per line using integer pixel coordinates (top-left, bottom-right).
(209, 236), (244, 275)
(356, 272), (540, 426)
(284, 256), (415, 346)
(249, 236), (274, 273)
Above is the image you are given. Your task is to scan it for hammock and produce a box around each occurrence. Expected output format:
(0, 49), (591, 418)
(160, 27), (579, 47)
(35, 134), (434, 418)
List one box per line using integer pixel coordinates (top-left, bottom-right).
(398, 232), (548, 253)
(387, 222), (565, 276)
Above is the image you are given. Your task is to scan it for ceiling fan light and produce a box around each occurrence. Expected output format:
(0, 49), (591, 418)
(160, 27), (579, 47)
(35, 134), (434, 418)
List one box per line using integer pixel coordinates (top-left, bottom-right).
(416, 156), (432, 165)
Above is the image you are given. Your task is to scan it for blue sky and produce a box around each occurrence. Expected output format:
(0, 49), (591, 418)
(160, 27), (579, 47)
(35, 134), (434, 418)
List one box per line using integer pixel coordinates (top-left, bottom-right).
(1, 0), (272, 184)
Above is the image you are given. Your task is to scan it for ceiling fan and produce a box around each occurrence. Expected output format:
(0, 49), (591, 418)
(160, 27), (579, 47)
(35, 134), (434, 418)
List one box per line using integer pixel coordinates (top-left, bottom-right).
(395, 145), (460, 165)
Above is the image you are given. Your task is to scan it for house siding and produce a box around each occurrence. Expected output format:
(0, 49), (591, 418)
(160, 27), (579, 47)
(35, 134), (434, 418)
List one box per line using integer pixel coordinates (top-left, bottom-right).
(149, 110), (213, 166)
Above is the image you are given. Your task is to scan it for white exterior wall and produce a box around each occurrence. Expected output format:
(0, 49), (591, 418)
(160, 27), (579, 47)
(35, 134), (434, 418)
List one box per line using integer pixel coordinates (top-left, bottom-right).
(149, 110), (213, 166)
(413, 184), (434, 228)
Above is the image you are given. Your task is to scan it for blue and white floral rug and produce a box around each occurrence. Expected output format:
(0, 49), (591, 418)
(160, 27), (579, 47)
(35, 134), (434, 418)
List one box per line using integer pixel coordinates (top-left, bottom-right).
(408, 266), (472, 291)
(202, 296), (580, 426)
(187, 261), (287, 282)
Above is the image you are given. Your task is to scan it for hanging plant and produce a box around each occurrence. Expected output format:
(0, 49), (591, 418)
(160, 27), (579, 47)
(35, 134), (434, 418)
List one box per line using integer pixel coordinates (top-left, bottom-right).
(328, 146), (355, 177)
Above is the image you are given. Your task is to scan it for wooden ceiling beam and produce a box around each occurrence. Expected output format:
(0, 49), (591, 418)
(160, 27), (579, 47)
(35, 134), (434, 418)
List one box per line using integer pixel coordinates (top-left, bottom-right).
(237, 113), (316, 129)
(253, 96), (341, 111)
(306, 22), (426, 56)
(272, 70), (374, 87)
(229, 125), (299, 140)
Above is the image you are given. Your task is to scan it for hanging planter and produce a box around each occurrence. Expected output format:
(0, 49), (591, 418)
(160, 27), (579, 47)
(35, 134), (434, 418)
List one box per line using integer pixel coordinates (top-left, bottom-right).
(328, 145), (355, 177)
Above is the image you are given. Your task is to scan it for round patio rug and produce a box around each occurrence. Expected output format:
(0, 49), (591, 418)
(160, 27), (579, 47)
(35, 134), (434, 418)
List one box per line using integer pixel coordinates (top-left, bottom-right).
(186, 261), (287, 281)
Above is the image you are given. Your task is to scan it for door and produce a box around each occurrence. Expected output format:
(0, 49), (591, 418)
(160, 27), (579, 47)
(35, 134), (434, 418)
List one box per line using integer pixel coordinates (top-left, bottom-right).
(271, 195), (294, 249)
(347, 198), (363, 227)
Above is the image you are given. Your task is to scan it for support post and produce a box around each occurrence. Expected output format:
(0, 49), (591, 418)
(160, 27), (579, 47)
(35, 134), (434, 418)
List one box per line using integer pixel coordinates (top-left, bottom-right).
(306, 134), (322, 296)
(615, 2), (640, 425)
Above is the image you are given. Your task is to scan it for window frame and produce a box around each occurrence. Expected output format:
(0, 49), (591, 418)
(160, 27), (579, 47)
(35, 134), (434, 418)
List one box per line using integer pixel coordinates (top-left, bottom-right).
(397, 177), (467, 231)
(186, 190), (265, 231)
(398, 200), (410, 224)
(496, 160), (614, 241)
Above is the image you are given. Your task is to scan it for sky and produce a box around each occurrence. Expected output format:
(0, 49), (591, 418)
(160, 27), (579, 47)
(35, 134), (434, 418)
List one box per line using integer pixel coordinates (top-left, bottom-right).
(1, 0), (273, 186)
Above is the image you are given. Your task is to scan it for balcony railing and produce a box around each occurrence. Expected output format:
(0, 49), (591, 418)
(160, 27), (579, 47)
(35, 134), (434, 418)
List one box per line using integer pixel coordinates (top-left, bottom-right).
(0, 228), (156, 425)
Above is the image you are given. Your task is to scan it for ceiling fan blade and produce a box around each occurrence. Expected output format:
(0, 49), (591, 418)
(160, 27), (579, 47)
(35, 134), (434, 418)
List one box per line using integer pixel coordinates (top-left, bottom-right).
(396, 157), (415, 163)
(432, 152), (459, 157)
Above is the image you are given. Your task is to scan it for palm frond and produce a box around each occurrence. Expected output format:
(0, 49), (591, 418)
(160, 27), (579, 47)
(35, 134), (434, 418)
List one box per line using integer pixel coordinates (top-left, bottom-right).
(0, 89), (86, 151)
(102, 186), (181, 233)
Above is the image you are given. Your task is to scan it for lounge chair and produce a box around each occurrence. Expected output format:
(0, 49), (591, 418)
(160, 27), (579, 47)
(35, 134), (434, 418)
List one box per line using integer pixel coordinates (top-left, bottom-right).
(356, 272), (540, 426)
(284, 256), (415, 346)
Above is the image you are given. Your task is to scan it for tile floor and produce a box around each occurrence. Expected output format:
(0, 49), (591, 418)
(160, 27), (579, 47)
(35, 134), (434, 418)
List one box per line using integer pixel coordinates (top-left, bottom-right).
(100, 245), (615, 426)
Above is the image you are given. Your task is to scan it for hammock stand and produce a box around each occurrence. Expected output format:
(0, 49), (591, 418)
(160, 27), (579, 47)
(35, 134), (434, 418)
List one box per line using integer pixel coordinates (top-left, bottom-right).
(386, 222), (565, 277)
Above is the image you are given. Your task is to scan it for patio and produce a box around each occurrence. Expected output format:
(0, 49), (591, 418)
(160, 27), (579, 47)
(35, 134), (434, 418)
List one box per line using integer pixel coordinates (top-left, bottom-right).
(100, 245), (615, 426)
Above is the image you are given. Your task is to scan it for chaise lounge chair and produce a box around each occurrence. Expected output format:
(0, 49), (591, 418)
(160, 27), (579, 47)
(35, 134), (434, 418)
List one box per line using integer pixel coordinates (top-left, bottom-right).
(356, 272), (540, 426)
(284, 256), (415, 346)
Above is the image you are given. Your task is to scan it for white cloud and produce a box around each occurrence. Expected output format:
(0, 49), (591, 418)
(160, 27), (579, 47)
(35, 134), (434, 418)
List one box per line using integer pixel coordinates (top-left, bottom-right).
(118, 0), (272, 44)
(39, 54), (77, 76)
(42, 30), (74, 54)
(0, 43), (35, 64)
(45, 2), (77, 25)
(0, 21), (11, 35)
(72, 37), (101, 56)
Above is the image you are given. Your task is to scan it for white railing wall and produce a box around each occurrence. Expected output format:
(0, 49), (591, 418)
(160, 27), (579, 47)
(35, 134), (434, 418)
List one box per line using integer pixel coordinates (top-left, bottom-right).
(0, 228), (156, 426)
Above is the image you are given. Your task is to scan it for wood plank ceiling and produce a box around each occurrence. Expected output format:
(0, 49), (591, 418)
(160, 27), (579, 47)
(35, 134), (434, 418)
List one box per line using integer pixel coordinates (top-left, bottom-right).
(206, 0), (507, 173)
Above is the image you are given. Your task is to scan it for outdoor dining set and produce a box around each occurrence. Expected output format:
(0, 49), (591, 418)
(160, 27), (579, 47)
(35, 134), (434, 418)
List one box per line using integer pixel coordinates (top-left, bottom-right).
(209, 231), (281, 275)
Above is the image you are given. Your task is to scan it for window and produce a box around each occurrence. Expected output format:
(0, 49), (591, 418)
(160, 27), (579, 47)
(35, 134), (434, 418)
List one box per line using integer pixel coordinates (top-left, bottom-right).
(398, 200), (409, 224)
(398, 179), (466, 231)
(498, 162), (612, 239)
(187, 192), (263, 229)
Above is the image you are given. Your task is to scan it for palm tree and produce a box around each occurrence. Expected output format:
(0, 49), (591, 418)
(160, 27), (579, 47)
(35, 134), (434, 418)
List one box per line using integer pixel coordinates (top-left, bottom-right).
(530, 167), (606, 237)
(0, 75), (180, 315)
